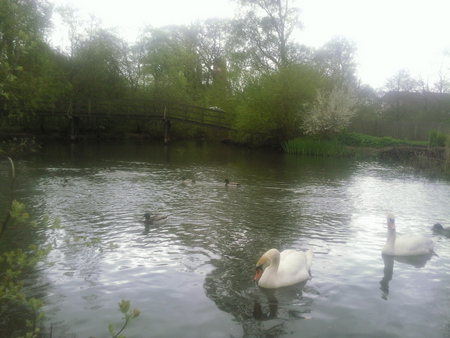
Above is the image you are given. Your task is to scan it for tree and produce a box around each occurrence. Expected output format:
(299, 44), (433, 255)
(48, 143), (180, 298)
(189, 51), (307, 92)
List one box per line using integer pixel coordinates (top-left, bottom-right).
(353, 84), (383, 121)
(0, 0), (72, 125)
(190, 19), (233, 107)
(232, 0), (303, 72)
(0, 0), (53, 100)
(54, 5), (84, 57)
(384, 69), (420, 93)
(433, 61), (450, 94)
(235, 64), (323, 146)
(314, 36), (358, 88)
(71, 29), (128, 99)
(302, 85), (358, 137)
(117, 41), (146, 96)
(383, 69), (420, 121)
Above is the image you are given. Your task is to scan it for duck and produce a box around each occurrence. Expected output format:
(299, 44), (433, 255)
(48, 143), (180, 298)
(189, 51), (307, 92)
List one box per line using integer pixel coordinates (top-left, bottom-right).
(382, 213), (439, 256)
(143, 213), (169, 226)
(62, 178), (68, 186)
(225, 179), (240, 187)
(254, 248), (313, 288)
(433, 223), (450, 237)
(182, 177), (195, 186)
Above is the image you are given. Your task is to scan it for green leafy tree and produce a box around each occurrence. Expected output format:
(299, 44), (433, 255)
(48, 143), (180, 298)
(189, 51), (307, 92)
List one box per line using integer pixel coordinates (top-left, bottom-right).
(117, 41), (146, 96)
(232, 0), (303, 72)
(0, 0), (51, 98)
(314, 36), (358, 88)
(71, 29), (128, 99)
(353, 84), (383, 121)
(0, 0), (68, 116)
(138, 26), (198, 103)
(235, 64), (323, 146)
(190, 19), (234, 107)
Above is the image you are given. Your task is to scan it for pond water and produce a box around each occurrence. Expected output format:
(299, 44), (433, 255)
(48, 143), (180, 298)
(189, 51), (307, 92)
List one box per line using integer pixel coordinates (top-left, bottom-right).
(2, 140), (450, 337)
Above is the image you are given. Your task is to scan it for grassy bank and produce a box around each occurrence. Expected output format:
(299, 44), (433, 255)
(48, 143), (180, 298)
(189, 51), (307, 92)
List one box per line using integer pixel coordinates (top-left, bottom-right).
(282, 132), (435, 156)
(283, 133), (450, 179)
(282, 138), (350, 156)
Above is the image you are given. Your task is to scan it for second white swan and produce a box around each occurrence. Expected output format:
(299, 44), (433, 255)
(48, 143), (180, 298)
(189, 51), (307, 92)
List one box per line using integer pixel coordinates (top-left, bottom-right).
(382, 213), (438, 256)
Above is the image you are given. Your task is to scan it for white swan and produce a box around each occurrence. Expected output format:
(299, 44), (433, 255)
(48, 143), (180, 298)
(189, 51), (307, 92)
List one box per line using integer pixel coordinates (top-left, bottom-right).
(382, 213), (439, 256)
(254, 248), (313, 288)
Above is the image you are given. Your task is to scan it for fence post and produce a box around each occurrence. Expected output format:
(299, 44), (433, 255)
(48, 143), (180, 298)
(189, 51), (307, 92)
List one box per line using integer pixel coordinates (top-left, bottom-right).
(164, 107), (170, 145)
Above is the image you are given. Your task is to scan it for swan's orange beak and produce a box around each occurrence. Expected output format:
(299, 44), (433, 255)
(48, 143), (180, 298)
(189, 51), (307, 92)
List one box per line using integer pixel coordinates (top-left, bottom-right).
(254, 266), (263, 282)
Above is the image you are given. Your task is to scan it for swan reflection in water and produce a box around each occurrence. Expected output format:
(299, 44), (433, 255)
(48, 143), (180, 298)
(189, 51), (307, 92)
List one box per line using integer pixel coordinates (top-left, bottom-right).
(203, 256), (313, 337)
(246, 281), (312, 337)
(380, 253), (433, 300)
(252, 281), (308, 320)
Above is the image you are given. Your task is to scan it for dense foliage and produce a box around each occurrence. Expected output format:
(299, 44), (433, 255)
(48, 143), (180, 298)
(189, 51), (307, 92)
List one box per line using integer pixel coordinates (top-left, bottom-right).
(0, 0), (449, 146)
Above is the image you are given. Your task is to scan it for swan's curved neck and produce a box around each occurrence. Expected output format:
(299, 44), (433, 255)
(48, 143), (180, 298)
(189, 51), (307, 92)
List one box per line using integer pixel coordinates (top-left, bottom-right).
(385, 228), (396, 252)
(264, 250), (280, 274)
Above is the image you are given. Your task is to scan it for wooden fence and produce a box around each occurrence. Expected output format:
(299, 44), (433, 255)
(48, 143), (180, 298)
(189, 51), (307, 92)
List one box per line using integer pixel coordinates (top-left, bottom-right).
(33, 99), (233, 130)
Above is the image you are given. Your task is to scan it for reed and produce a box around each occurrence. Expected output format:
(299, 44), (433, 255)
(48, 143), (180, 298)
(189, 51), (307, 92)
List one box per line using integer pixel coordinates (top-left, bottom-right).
(282, 138), (349, 156)
(428, 130), (448, 147)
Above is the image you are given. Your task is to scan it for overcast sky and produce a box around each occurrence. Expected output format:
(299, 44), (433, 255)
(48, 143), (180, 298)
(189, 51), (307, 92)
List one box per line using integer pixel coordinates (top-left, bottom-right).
(50, 0), (450, 89)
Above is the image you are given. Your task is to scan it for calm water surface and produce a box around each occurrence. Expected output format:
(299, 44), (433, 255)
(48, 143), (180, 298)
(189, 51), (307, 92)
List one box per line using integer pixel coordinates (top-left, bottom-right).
(2, 140), (450, 337)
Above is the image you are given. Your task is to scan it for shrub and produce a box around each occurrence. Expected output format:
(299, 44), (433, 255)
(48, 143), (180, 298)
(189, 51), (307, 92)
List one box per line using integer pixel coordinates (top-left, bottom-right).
(302, 86), (358, 137)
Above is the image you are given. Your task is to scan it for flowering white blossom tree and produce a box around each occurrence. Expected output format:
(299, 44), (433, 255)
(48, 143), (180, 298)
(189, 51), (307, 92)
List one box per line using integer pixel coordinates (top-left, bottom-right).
(302, 86), (358, 137)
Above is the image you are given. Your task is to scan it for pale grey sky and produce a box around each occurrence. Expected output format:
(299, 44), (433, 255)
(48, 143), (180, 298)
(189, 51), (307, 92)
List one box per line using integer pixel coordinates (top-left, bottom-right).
(50, 0), (450, 89)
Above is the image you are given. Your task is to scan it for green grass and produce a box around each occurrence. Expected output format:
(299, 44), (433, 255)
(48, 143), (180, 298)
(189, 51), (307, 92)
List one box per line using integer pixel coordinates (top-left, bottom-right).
(282, 133), (431, 157)
(282, 138), (350, 156)
(334, 133), (407, 148)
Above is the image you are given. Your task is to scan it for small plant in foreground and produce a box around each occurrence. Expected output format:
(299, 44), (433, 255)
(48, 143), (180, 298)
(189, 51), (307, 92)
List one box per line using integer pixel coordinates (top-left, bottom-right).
(108, 300), (141, 338)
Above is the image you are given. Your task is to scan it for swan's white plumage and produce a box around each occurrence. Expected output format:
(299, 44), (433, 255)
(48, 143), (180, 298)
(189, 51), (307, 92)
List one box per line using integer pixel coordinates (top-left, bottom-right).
(382, 213), (438, 256)
(254, 248), (313, 288)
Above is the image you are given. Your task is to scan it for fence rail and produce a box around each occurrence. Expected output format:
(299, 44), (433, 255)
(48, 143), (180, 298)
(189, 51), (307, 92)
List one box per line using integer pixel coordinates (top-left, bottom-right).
(10, 99), (234, 130)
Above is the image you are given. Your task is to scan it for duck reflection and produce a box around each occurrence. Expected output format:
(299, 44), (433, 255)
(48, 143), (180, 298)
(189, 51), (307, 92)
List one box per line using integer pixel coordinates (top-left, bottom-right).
(380, 253), (433, 300)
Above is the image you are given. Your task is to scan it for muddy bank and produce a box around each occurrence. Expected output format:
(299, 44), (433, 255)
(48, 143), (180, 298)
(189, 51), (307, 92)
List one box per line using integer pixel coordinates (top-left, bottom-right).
(377, 146), (446, 161)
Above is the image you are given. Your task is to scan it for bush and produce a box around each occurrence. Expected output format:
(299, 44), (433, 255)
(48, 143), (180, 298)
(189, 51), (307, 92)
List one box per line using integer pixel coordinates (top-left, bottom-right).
(302, 86), (358, 138)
